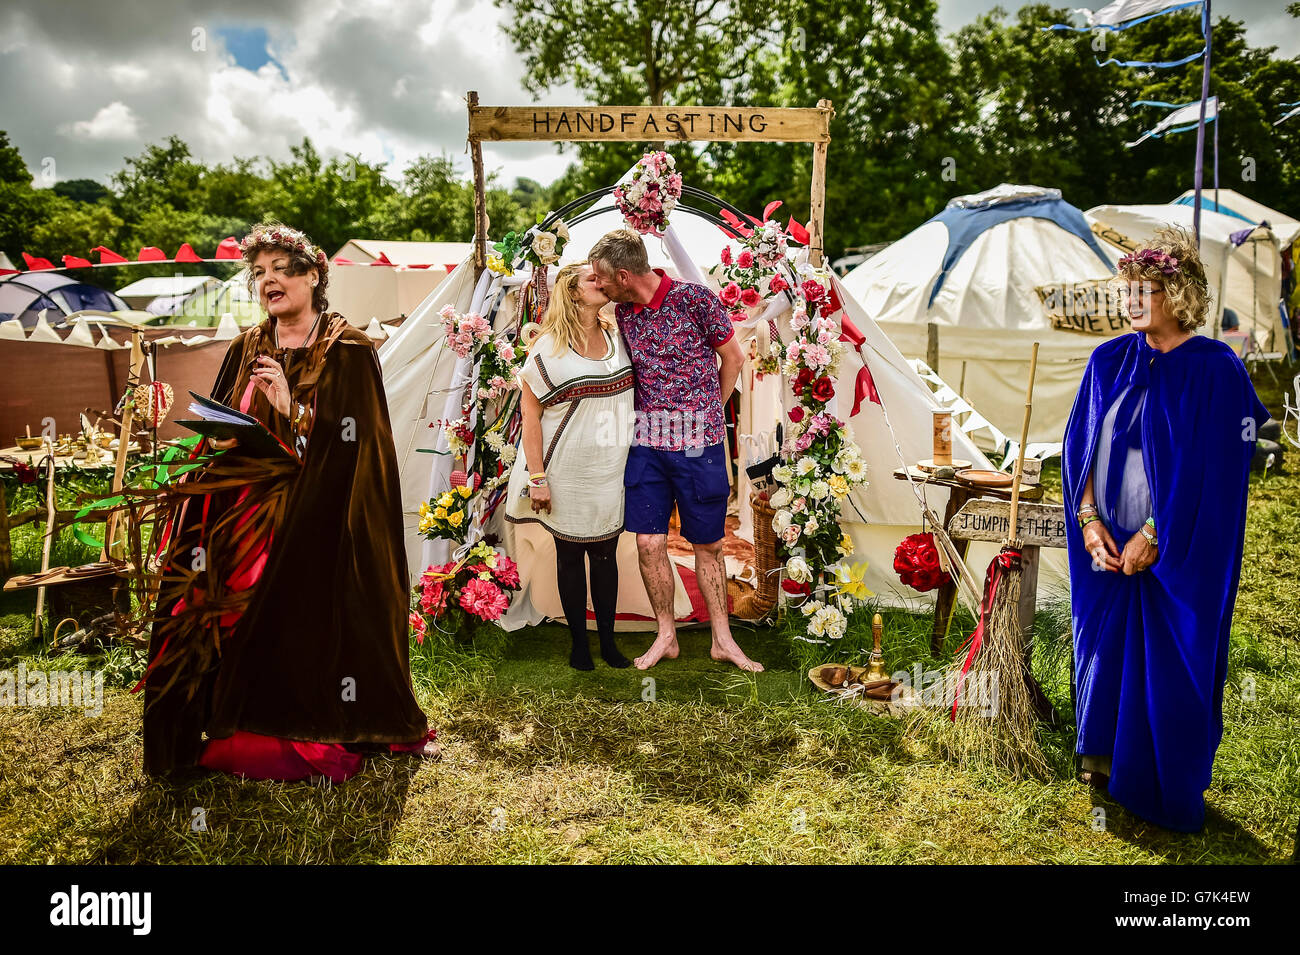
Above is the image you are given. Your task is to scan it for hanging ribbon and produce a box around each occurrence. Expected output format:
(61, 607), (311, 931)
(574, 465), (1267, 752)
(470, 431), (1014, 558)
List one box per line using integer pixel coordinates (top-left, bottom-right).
(951, 546), (1022, 721)
(850, 365), (882, 417)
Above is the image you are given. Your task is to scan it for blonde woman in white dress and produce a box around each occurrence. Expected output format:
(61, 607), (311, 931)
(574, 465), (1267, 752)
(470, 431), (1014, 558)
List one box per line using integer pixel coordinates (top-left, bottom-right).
(505, 262), (635, 669)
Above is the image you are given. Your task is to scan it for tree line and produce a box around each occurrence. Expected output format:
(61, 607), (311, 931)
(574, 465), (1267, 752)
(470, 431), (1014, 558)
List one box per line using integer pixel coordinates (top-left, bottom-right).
(1, 2), (1297, 272)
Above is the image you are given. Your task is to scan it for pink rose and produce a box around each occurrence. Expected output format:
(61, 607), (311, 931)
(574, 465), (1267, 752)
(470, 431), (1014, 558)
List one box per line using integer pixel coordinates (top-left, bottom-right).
(801, 279), (826, 303)
(782, 525), (802, 544)
(737, 250), (755, 269)
(719, 283), (742, 307)
(794, 432), (814, 451)
(769, 275), (789, 294)
(460, 577), (509, 621)
(493, 554), (521, 588)
(409, 612), (427, 644)
(720, 246), (733, 266)
(740, 287), (761, 308)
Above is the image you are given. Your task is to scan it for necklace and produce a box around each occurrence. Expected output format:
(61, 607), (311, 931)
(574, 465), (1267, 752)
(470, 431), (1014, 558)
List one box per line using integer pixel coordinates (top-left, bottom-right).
(275, 310), (324, 351)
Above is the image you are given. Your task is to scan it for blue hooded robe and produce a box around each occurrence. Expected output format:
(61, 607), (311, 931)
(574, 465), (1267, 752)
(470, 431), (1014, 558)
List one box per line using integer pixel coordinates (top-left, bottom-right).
(1062, 331), (1269, 832)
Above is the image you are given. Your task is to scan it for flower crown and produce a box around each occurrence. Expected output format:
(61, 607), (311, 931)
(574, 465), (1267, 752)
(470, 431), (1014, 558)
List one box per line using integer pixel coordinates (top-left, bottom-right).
(240, 224), (328, 266)
(1118, 247), (1179, 277)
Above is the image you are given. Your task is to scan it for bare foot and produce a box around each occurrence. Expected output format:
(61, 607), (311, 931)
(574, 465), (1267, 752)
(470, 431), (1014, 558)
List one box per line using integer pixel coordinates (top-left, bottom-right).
(419, 739), (442, 760)
(710, 637), (764, 672)
(634, 632), (680, 669)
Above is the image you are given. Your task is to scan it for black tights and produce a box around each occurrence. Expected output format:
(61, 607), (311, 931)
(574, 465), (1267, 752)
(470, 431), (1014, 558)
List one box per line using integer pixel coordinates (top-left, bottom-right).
(553, 536), (630, 669)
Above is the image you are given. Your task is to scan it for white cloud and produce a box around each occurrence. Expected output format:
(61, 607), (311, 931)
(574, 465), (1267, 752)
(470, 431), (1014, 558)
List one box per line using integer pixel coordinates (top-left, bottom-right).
(64, 102), (143, 142)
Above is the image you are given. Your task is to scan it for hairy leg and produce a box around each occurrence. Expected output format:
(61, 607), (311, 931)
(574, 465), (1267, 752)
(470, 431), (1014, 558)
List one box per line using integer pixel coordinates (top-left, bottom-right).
(634, 532), (679, 669)
(694, 537), (763, 672)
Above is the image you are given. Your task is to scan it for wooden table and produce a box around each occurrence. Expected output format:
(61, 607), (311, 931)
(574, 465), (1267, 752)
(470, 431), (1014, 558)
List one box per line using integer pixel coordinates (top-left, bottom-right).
(891, 466), (1044, 654)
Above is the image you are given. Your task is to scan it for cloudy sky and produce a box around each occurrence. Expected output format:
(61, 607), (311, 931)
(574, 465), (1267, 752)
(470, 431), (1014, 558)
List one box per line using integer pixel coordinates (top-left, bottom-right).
(2, 0), (1294, 192)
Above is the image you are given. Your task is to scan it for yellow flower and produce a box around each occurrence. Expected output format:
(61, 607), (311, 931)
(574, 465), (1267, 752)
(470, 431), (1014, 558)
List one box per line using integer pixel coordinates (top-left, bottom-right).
(833, 562), (872, 601)
(839, 532), (855, 556)
(828, 474), (849, 498)
(457, 485), (474, 498)
(448, 511), (464, 527)
(418, 501), (429, 516)
(438, 492), (454, 508)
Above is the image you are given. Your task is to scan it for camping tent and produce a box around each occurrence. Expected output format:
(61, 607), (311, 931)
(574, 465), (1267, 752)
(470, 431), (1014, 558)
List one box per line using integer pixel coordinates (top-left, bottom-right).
(0, 272), (128, 327)
(1087, 202), (1288, 354)
(116, 274), (222, 316)
(1171, 188), (1300, 248)
(842, 184), (1122, 444)
(379, 184), (1063, 630)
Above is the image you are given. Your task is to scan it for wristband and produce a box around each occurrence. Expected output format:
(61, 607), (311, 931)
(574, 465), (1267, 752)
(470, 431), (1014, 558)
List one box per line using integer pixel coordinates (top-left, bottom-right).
(1079, 514), (1100, 529)
(1141, 525), (1157, 547)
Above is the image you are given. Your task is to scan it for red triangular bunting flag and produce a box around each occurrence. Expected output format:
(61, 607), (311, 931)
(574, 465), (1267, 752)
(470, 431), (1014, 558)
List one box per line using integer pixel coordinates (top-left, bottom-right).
(174, 242), (203, 263)
(445, 263), (457, 274)
(61, 254), (93, 269)
(0, 268), (18, 276)
(137, 246), (166, 261)
(787, 217), (810, 245)
(824, 282), (843, 318)
(762, 200), (783, 222)
(369, 252), (394, 266)
(850, 364), (882, 416)
(214, 237), (240, 259)
(93, 245), (127, 264)
(839, 313), (866, 347)
(21, 253), (55, 270)
(332, 256), (355, 266)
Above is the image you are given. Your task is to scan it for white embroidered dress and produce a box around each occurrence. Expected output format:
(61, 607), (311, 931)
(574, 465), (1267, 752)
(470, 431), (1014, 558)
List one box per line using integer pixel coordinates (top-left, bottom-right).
(504, 329), (635, 542)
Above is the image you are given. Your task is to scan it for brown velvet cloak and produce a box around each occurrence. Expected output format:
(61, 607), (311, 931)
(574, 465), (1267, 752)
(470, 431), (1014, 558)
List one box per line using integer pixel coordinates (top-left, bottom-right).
(143, 314), (427, 774)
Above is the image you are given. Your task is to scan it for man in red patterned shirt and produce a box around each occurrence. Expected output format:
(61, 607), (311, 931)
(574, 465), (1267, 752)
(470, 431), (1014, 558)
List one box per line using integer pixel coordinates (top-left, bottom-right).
(590, 229), (762, 672)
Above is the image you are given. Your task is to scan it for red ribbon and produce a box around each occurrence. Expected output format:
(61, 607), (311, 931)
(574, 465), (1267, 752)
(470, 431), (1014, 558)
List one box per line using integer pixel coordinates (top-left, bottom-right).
(850, 365), (881, 416)
(950, 547), (1021, 721)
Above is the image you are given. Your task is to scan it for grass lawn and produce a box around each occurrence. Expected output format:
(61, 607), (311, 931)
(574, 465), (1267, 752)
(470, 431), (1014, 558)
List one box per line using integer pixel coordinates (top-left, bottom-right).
(1, 372), (1296, 864)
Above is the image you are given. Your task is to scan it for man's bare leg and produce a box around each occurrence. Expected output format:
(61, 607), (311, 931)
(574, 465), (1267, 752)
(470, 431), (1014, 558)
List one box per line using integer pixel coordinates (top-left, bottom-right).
(694, 537), (763, 672)
(634, 532), (679, 669)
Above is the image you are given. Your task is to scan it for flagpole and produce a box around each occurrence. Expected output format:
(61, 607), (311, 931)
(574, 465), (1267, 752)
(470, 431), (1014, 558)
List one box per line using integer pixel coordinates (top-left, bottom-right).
(1193, 0), (1212, 245)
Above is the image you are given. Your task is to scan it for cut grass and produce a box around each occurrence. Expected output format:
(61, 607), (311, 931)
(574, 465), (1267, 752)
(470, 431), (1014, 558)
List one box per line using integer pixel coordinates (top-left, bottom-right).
(0, 369), (1296, 863)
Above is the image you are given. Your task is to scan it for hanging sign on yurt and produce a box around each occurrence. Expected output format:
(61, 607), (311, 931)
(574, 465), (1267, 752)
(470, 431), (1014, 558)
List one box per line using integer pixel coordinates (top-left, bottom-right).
(1034, 278), (1130, 335)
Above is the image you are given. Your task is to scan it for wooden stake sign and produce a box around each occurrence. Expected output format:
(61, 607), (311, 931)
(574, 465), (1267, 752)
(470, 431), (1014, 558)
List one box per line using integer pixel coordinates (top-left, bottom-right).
(465, 94), (836, 275)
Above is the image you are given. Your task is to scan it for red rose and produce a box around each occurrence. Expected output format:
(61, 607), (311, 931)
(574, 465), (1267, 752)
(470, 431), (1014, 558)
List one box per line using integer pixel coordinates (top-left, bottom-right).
(720, 246), (733, 265)
(719, 282), (742, 307)
(820, 299), (838, 318)
(737, 250), (755, 268)
(810, 376), (835, 403)
(793, 367), (815, 395)
(801, 279), (825, 303)
(740, 287), (761, 308)
(788, 406), (805, 423)
(769, 275), (789, 295)
(781, 578), (811, 596)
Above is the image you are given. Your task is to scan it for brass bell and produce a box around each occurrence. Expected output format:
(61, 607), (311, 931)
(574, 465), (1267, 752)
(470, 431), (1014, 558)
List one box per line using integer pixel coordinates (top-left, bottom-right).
(863, 613), (890, 683)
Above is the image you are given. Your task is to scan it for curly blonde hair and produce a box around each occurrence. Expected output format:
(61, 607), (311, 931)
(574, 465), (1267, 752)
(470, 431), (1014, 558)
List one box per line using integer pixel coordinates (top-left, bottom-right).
(241, 221), (330, 314)
(1117, 225), (1210, 331)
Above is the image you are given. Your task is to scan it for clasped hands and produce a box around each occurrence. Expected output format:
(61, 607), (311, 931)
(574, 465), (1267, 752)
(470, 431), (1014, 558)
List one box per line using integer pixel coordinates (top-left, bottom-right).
(1083, 519), (1157, 575)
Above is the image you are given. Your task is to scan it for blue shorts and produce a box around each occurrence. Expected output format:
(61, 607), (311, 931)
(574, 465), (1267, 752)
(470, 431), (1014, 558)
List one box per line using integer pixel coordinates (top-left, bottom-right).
(624, 442), (729, 544)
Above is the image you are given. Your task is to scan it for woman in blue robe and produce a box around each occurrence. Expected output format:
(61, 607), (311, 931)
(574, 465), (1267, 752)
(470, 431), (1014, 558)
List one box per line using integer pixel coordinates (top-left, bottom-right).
(1062, 226), (1269, 832)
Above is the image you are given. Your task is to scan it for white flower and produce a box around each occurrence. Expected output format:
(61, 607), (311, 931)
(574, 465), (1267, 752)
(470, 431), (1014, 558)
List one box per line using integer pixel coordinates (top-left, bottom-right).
(770, 487), (792, 508)
(786, 557), (812, 583)
(807, 612), (827, 637)
(809, 479), (830, 500)
(483, 430), (504, 450)
(781, 524), (802, 544)
(845, 458), (868, 482)
(804, 514), (819, 534)
(772, 463), (793, 484)
(801, 599), (824, 617)
(773, 509), (793, 534)
(532, 231), (559, 264)
(796, 456), (817, 477)
(499, 444), (517, 464)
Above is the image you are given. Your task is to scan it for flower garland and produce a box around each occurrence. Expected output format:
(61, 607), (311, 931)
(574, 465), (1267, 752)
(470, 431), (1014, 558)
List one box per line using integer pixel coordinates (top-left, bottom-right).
(710, 202), (798, 322)
(239, 223), (328, 266)
(489, 219), (571, 276)
(613, 151), (682, 236)
(410, 540), (522, 642)
(767, 270), (874, 643)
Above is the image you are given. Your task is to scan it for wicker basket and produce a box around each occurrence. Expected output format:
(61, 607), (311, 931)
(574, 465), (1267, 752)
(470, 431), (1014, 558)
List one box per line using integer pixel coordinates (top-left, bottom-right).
(733, 491), (780, 619)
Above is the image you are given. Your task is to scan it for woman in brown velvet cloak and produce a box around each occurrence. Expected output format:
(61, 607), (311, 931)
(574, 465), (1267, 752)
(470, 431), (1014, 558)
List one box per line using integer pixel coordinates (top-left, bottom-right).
(140, 223), (435, 781)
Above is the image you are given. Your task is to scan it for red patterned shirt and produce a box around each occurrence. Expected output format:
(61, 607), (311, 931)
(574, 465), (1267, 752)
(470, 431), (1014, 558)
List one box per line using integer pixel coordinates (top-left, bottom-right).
(615, 268), (735, 451)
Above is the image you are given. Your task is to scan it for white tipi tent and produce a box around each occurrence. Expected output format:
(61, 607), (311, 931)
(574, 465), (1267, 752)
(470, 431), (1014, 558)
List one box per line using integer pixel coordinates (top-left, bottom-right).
(380, 187), (1026, 630)
(842, 184), (1121, 445)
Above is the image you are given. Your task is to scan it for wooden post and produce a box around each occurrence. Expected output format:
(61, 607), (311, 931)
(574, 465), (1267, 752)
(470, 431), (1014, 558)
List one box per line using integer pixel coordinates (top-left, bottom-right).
(0, 479), (10, 584)
(103, 330), (144, 560)
(930, 485), (972, 654)
(808, 99), (832, 269)
(33, 456), (55, 644)
(927, 321), (939, 375)
(467, 90), (488, 282)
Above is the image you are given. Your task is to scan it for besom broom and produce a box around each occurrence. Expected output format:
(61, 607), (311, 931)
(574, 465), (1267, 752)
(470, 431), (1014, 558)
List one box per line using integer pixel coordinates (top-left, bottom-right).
(944, 341), (1051, 777)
